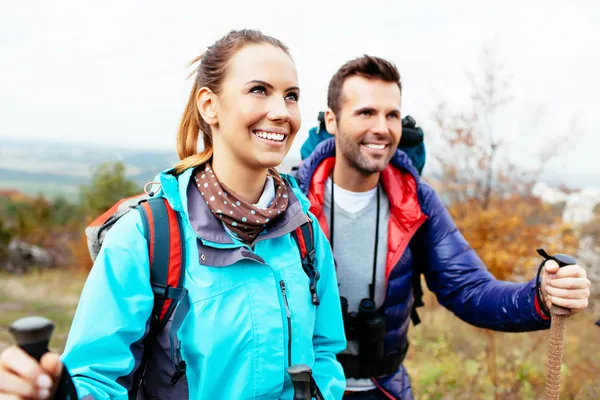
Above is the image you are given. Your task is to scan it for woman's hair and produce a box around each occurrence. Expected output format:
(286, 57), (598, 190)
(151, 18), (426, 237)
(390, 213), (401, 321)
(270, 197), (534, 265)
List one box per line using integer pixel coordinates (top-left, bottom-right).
(174, 29), (291, 174)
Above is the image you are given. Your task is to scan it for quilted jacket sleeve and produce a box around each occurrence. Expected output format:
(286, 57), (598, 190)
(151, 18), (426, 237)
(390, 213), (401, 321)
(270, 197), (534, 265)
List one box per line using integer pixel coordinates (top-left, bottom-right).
(418, 183), (550, 332)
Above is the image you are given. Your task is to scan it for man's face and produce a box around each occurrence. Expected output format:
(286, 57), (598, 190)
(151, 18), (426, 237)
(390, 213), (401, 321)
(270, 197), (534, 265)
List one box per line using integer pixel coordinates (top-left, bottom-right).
(327, 76), (402, 175)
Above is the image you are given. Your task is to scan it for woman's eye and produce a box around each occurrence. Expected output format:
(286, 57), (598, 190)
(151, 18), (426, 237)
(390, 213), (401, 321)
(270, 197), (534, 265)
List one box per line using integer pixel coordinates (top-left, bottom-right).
(285, 92), (299, 101)
(250, 85), (267, 95)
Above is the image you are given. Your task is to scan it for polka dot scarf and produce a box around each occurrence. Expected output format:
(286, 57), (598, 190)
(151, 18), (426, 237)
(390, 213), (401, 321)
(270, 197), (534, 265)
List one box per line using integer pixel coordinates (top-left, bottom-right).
(194, 162), (290, 244)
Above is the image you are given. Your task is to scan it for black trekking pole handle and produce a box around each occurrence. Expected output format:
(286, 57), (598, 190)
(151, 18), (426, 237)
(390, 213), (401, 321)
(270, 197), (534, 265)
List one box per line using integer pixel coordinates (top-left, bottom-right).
(9, 316), (79, 400)
(287, 364), (325, 400)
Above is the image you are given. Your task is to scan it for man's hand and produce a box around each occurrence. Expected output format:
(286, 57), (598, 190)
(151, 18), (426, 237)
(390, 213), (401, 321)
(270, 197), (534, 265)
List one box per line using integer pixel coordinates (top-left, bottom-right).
(541, 260), (591, 313)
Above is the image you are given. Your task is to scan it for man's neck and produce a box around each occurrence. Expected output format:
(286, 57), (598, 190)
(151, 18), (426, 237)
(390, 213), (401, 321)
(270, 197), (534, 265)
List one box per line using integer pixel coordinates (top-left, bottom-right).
(211, 153), (267, 204)
(332, 157), (380, 193)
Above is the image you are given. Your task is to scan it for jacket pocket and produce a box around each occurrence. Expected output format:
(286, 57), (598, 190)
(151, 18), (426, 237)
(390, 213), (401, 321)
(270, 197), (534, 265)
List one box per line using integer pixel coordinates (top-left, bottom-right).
(179, 280), (255, 398)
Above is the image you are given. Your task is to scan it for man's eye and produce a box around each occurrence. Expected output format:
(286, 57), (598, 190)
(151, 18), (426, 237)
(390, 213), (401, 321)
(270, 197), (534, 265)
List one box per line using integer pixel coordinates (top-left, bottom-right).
(250, 85), (267, 94)
(360, 110), (372, 116)
(285, 92), (299, 101)
(388, 113), (400, 119)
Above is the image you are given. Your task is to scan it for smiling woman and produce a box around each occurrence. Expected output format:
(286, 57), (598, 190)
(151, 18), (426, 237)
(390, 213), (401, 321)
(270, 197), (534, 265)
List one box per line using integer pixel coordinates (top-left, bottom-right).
(0, 29), (346, 400)
(174, 35), (301, 205)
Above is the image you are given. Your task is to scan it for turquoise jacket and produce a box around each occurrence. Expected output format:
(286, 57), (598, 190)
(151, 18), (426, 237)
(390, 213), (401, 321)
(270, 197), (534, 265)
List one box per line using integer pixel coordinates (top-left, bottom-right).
(61, 167), (346, 399)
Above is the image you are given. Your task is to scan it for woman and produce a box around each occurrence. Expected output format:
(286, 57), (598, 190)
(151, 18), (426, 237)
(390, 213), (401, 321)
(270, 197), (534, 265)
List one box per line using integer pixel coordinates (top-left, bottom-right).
(0, 29), (346, 399)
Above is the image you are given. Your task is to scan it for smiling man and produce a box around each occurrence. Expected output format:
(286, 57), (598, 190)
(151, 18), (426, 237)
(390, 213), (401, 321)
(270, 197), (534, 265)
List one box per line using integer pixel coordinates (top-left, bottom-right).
(293, 55), (591, 399)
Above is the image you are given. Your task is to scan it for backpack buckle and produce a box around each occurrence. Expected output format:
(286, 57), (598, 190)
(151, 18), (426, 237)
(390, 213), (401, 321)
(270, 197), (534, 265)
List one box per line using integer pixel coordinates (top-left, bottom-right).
(306, 249), (316, 264)
(151, 283), (169, 299)
(302, 262), (320, 306)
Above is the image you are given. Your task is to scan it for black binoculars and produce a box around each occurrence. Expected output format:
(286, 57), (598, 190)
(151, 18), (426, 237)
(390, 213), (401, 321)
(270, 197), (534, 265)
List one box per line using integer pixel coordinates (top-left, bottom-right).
(339, 296), (386, 378)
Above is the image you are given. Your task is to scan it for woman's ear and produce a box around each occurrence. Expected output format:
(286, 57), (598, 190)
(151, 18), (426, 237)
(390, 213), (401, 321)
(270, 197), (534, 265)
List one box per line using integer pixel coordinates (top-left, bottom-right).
(324, 108), (338, 135)
(197, 87), (218, 126)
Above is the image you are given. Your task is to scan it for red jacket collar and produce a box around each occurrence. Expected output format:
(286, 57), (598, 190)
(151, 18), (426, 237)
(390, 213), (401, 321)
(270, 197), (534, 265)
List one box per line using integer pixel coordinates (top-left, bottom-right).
(307, 157), (427, 279)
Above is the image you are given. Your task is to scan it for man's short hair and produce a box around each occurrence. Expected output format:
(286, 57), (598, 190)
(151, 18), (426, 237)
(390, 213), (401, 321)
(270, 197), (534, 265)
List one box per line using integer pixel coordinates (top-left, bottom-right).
(327, 55), (402, 116)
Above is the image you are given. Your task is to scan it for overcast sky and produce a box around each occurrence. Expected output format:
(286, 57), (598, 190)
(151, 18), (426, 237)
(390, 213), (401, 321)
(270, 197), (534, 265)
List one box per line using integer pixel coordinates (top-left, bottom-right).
(1, 0), (598, 186)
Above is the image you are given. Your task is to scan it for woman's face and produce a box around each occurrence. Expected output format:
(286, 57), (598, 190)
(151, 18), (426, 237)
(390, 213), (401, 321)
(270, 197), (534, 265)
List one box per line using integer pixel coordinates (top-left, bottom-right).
(208, 43), (301, 171)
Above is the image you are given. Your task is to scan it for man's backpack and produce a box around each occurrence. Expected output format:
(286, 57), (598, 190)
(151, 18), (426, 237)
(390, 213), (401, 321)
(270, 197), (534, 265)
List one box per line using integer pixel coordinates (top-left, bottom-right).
(84, 183), (319, 390)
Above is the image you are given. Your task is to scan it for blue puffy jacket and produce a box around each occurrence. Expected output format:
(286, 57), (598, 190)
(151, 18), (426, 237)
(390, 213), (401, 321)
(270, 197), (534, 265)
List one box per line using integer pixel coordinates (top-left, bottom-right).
(61, 166), (347, 399)
(294, 138), (551, 399)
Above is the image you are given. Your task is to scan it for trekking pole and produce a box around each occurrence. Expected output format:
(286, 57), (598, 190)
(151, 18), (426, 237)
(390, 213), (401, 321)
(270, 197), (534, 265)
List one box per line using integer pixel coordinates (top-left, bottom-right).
(287, 364), (325, 400)
(9, 316), (79, 399)
(9, 316), (55, 362)
(537, 250), (577, 400)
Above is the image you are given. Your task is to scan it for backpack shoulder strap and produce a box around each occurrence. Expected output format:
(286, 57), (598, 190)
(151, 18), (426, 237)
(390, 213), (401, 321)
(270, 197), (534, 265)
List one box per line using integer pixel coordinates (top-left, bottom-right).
(137, 197), (187, 330)
(291, 218), (320, 305)
(135, 196), (189, 388)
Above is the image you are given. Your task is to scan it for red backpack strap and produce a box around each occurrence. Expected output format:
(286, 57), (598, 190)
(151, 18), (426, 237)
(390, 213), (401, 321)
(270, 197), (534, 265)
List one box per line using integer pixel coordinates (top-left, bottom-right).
(137, 197), (187, 329)
(291, 218), (320, 305)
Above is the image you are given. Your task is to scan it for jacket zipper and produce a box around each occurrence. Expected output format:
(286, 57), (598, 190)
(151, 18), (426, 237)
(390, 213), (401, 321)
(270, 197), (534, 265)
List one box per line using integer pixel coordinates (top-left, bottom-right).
(279, 280), (292, 367)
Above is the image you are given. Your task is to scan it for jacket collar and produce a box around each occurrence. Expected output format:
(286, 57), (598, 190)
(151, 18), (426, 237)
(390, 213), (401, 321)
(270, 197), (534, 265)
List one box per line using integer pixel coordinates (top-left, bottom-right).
(297, 138), (427, 279)
(152, 166), (310, 266)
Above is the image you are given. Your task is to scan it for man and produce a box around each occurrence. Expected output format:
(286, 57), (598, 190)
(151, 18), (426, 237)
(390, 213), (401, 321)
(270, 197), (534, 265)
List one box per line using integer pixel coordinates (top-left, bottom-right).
(293, 55), (591, 399)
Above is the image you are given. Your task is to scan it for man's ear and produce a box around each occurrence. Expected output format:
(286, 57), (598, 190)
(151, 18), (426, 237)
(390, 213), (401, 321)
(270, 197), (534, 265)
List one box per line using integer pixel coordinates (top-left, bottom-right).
(324, 108), (338, 136)
(197, 87), (218, 126)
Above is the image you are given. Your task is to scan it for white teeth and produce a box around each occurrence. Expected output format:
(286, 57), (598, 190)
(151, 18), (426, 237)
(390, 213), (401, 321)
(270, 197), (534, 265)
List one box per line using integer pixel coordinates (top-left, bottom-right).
(365, 144), (386, 150)
(254, 131), (285, 142)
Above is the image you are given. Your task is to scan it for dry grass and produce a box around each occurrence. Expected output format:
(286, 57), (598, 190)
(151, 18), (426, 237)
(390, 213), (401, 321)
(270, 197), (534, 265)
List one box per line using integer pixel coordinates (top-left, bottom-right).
(405, 290), (600, 399)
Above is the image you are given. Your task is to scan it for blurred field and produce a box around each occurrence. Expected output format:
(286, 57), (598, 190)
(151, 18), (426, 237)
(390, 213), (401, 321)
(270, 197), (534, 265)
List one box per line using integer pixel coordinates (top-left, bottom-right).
(0, 269), (85, 352)
(405, 290), (600, 399)
(1, 269), (598, 399)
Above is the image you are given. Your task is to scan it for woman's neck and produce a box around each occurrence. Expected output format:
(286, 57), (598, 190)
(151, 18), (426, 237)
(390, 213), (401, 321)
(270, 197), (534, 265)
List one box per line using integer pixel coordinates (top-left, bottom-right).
(210, 154), (267, 204)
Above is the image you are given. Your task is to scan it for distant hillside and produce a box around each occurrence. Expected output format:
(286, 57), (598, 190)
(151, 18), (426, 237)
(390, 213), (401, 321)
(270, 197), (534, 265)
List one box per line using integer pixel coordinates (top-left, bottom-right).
(0, 138), (178, 200)
(1, 137), (593, 200)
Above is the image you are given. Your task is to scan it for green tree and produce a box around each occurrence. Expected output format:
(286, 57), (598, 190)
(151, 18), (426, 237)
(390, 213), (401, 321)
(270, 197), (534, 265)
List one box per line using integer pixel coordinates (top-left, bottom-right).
(80, 162), (140, 217)
(51, 195), (83, 226)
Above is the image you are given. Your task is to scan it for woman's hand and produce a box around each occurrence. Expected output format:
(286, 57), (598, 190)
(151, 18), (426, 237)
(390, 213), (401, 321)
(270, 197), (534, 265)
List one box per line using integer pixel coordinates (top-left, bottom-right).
(0, 346), (62, 400)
